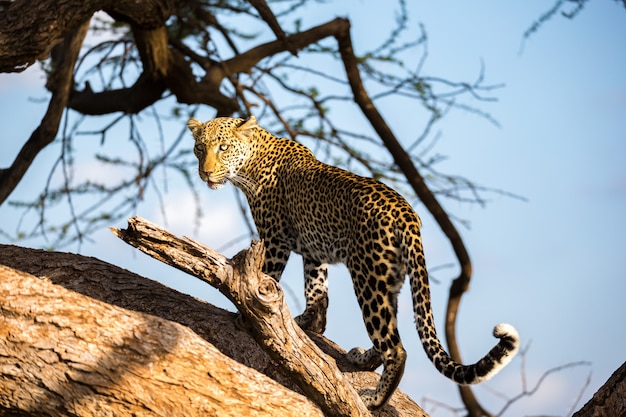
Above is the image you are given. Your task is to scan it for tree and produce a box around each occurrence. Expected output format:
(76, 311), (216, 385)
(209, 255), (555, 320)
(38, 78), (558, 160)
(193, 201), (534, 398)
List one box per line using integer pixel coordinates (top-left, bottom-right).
(572, 360), (625, 417)
(0, 0), (592, 415)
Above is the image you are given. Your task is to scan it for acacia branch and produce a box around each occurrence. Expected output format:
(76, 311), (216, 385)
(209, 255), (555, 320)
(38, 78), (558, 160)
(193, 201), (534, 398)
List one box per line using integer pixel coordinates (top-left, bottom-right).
(68, 75), (168, 115)
(0, 242), (427, 416)
(335, 24), (489, 417)
(67, 17), (348, 117)
(111, 216), (374, 417)
(223, 18), (348, 75)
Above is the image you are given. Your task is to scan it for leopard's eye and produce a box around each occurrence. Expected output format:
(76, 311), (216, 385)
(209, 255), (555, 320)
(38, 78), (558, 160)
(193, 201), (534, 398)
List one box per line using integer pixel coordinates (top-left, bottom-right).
(194, 143), (203, 153)
(219, 143), (230, 151)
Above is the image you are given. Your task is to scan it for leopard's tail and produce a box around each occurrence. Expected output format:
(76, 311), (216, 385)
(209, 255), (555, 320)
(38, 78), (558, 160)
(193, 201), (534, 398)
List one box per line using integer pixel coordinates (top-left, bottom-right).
(408, 253), (519, 384)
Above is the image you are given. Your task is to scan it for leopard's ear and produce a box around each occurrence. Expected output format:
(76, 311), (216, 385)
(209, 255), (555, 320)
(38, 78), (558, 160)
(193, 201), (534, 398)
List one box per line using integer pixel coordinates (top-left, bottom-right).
(187, 118), (204, 140)
(236, 116), (257, 141)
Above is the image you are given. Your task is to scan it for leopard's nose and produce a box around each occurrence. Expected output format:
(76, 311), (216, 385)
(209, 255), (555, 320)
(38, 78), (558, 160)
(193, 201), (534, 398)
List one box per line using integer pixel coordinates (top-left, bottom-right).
(199, 169), (212, 181)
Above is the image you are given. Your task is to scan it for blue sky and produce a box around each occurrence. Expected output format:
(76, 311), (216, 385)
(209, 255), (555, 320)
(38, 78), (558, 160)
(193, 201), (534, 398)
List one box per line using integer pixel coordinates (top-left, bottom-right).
(1, 1), (625, 415)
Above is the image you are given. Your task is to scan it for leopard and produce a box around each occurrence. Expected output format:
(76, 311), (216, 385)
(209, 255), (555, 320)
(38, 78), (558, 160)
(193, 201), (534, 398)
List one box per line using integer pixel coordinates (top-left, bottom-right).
(188, 115), (520, 410)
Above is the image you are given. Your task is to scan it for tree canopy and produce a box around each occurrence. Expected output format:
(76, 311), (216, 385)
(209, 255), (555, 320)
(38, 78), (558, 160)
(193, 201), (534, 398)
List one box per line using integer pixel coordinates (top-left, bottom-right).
(0, 0), (510, 247)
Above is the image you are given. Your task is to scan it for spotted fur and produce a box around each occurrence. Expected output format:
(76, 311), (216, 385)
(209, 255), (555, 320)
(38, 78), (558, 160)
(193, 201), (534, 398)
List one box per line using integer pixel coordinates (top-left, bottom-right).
(188, 116), (520, 410)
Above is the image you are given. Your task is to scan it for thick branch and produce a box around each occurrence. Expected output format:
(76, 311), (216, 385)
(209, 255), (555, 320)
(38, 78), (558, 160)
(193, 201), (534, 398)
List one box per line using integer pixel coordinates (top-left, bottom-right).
(573, 361), (625, 417)
(0, 0), (176, 73)
(223, 18), (349, 75)
(68, 75), (167, 115)
(335, 25), (489, 417)
(111, 216), (373, 417)
(67, 16), (348, 117)
(0, 264), (322, 417)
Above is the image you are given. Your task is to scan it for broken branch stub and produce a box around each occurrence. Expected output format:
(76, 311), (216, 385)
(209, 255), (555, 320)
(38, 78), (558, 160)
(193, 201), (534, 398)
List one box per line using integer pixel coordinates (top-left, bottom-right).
(111, 216), (371, 417)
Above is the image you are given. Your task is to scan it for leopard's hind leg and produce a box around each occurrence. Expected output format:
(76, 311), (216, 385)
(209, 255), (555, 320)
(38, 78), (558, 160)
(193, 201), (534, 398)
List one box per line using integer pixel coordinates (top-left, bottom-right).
(346, 251), (406, 410)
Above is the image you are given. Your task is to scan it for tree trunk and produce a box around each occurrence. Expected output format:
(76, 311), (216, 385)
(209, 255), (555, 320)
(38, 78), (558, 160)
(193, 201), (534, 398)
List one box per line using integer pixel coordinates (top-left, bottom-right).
(0, 218), (427, 417)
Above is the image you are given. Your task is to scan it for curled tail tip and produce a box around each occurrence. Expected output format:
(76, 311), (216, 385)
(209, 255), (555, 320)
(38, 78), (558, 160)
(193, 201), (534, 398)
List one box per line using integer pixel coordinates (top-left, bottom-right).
(493, 323), (520, 343)
(431, 322), (520, 385)
(463, 323), (519, 385)
(493, 323), (520, 361)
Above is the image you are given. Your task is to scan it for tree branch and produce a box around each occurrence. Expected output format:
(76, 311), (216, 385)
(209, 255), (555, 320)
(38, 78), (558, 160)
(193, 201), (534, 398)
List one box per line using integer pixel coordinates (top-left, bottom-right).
(0, 0), (176, 73)
(222, 18), (348, 75)
(67, 17), (348, 117)
(0, 21), (89, 206)
(0, 242), (428, 416)
(572, 361), (624, 417)
(248, 0), (298, 55)
(0, 264), (323, 416)
(110, 216), (374, 417)
(67, 75), (167, 115)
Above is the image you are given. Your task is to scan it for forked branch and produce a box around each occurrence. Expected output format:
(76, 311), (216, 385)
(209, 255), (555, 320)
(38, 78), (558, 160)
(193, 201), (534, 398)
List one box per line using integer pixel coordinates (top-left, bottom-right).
(111, 216), (373, 417)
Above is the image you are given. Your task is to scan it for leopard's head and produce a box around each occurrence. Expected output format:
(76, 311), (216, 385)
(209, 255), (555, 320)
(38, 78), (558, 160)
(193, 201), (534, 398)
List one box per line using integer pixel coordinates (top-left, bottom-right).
(187, 116), (257, 190)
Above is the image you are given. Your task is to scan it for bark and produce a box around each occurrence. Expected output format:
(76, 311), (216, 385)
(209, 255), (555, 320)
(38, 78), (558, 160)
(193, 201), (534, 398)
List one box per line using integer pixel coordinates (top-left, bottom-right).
(109, 216), (371, 417)
(572, 361), (625, 417)
(0, 233), (427, 417)
(0, 0), (177, 72)
(0, 265), (321, 417)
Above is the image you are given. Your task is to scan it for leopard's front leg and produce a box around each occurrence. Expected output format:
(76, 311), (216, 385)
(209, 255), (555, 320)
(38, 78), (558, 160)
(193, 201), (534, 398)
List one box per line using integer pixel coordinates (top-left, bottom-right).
(294, 257), (329, 334)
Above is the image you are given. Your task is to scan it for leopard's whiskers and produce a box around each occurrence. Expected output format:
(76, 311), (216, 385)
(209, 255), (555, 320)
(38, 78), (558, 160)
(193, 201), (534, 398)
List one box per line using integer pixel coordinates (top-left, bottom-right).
(231, 173), (259, 196)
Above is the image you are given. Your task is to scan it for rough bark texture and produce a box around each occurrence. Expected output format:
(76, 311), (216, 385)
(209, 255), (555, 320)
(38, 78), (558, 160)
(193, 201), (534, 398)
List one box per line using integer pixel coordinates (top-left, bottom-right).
(572, 361), (626, 417)
(0, 0), (177, 72)
(109, 216), (375, 417)
(110, 217), (370, 417)
(0, 265), (321, 417)
(0, 235), (427, 417)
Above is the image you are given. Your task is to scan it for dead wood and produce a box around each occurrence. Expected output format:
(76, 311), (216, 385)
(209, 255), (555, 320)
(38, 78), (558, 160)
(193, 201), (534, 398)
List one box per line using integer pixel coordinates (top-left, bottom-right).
(110, 216), (371, 417)
(0, 228), (427, 416)
(0, 264), (322, 417)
